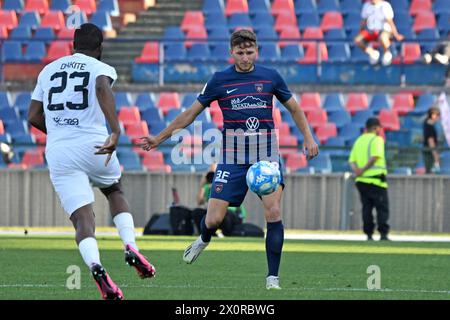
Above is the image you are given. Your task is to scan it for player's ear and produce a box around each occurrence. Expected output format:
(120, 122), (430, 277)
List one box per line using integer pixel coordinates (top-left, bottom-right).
(97, 44), (103, 60)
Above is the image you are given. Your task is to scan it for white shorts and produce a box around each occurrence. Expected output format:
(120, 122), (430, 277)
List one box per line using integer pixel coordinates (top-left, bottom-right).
(46, 143), (121, 216)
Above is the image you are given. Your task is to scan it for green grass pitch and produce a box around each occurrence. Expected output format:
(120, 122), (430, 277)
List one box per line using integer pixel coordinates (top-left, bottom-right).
(0, 235), (449, 300)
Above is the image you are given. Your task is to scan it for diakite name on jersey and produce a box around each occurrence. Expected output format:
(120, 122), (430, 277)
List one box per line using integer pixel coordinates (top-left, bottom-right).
(60, 61), (87, 70)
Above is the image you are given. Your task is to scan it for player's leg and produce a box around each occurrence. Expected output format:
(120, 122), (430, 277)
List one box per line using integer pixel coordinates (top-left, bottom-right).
(356, 182), (375, 240)
(373, 187), (390, 240)
(183, 198), (229, 264)
(355, 31), (380, 64)
(379, 31), (393, 66)
(261, 186), (284, 290)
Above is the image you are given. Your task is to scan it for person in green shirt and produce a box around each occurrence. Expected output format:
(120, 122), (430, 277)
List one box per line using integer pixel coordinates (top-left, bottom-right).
(348, 117), (390, 241)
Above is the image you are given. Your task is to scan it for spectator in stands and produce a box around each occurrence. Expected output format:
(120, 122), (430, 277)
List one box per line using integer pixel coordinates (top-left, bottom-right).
(423, 107), (441, 174)
(348, 117), (390, 241)
(423, 41), (450, 66)
(0, 142), (14, 164)
(354, 0), (404, 66)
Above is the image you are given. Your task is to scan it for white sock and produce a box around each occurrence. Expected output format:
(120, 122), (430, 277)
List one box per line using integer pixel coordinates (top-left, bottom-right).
(113, 212), (138, 251)
(78, 237), (101, 268)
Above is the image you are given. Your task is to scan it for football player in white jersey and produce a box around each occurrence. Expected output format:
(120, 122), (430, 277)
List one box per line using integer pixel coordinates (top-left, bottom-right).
(354, 0), (404, 66)
(28, 23), (156, 300)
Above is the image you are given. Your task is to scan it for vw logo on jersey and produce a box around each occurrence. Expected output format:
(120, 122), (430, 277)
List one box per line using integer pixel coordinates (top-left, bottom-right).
(246, 117), (260, 131)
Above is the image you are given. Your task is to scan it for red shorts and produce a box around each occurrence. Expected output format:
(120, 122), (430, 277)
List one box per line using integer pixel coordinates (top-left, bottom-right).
(359, 30), (380, 42)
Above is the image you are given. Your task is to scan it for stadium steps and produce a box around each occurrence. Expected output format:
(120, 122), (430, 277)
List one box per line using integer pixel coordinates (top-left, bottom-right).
(101, 0), (203, 84)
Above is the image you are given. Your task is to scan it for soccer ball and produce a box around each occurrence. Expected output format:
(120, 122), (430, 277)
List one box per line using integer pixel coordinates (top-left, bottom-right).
(246, 161), (281, 196)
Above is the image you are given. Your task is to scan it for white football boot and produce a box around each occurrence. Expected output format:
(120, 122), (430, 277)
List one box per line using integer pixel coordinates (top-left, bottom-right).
(183, 236), (209, 264)
(266, 276), (282, 290)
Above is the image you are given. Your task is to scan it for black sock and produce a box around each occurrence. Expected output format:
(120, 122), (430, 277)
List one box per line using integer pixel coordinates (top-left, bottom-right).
(266, 220), (284, 277)
(200, 215), (217, 243)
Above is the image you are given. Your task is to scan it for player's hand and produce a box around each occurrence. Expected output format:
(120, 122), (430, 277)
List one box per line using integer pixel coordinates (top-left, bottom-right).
(95, 133), (119, 166)
(138, 136), (159, 151)
(303, 137), (319, 160)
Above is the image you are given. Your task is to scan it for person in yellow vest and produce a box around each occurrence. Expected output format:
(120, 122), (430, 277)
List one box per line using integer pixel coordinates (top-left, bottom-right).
(348, 117), (390, 241)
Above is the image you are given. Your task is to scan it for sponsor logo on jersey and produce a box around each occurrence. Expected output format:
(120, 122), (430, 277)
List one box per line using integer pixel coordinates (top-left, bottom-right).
(255, 83), (263, 92)
(230, 96), (267, 110)
(246, 117), (260, 131)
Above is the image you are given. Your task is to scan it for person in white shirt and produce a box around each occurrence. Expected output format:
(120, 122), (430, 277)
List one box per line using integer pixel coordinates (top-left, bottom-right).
(354, 0), (404, 66)
(28, 23), (156, 300)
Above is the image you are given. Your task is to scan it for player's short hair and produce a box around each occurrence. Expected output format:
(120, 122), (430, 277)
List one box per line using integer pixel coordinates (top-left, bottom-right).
(74, 23), (103, 51)
(230, 29), (257, 49)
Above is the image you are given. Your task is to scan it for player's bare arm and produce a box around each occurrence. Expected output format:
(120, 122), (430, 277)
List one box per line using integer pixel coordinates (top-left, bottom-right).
(28, 100), (47, 134)
(94, 75), (120, 166)
(139, 99), (206, 151)
(282, 96), (319, 160)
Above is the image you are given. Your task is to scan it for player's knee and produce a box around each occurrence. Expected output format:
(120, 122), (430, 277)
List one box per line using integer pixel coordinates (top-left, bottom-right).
(100, 181), (123, 198)
(205, 214), (223, 228)
(265, 206), (281, 221)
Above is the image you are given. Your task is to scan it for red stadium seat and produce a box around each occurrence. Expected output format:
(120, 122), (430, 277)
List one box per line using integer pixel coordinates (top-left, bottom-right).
(379, 109), (400, 131)
(57, 27), (75, 40)
(300, 92), (321, 112)
(135, 42), (159, 63)
(181, 11), (204, 32)
(278, 134), (298, 147)
(0, 10), (18, 30)
(276, 122), (291, 136)
(41, 11), (65, 31)
(118, 107), (141, 126)
(315, 123), (337, 144)
(225, 0), (249, 16)
(320, 12), (343, 32)
(211, 111), (223, 129)
(158, 92), (181, 114)
(409, 0), (432, 16)
(0, 26), (8, 39)
(74, 0), (97, 15)
(302, 27), (324, 39)
(22, 149), (45, 167)
(30, 126), (46, 145)
(273, 107), (282, 126)
(184, 27), (208, 48)
(346, 93), (368, 115)
(271, 0), (295, 16)
(24, 0), (49, 14)
(142, 151), (171, 172)
(285, 152), (307, 172)
(299, 42), (328, 63)
(402, 43), (421, 64)
(306, 109), (327, 129)
(392, 93), (414, 115)
(179, 135), (203, 157)
(412, 11), (436, 32)
(125, 121), (150, 142)
(278, 27), (301, 48)
(43, 41), (72, 63)
(0, 119), (4, 135)
(274, 11), (297, 32)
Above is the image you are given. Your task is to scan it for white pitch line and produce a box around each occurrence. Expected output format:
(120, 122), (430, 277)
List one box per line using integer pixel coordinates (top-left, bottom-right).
(1, 283), (449, 295)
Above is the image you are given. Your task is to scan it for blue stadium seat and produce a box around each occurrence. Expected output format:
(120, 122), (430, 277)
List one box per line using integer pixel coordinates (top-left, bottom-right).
(437, 14), (450, 34)
(433, 0), (450, 14)
(328, 109), (351, 129)
(115, 92), (133, 108)
(308, 153), (332, 173)
(228, 13), (252, 30)
(350, 45), (370, 63)
(203, 0), (225, 14)
(327, 43), (350, 62)
(0, 107), (20, 123)
(205, 12), (227, 29)
(12, 133), (35, 146)
(391, 167), (412, 175)
(417, 28), (440, 41)
(251, 12), (274, 30)
(393, 12), (413, 28)
(344, 13), (361, 31)
(339, 123), (362, 145)
(50, 0), (71, 11)
(5, 120), (28, 137)
(208, 26), (230, 40)
(13, 92), (31, 117)
(317, 0), (339, 14)
(323, 93), (344, 112)
(340, 0), (361, 14)
(324, 28), (346, 40)
(397, 26), (416, 40)
(141, 107), (164, 124)
(10, 27), (32, 41)
(97, 0), (120, 17)
(19, 12), (41, 29)
(411, 93), (436, 115)
(298, 12), (320, 30)
(135, 93), (156, 110)
(0, 92), (13, 109)
(352, 109), (375, 127)
(161, 27), (185, 42)
(390, 0), (409, 14)
(164, 43), (187, 62)
(280, 44), (304, 62)
(165, 108), (184, 122)
(258, 42), (281, 62)
(209, 43), (230, 62)
(118, 134), (132, 148)
(294, 0), (317, 15)
(248, 0), (270, 15)
(90, 11), (113, 31)
(0, 134), (12, 144)
(255, 25), (278, 41)
(24, 41), (46, 62)
(324, 136), (347, 156)
(181, 93), (198, 108)
(34, 27), (55, 42)
(148, 121), (167, 135)
(3, 0), (24, 11)
(2, 41), (23, 62)
(117, 151), (142, 171)
(386, 130), (413, 146)
(186, 43), (211, 62)
(401, 114), (423, 130)
(369, 93), (391, 113)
